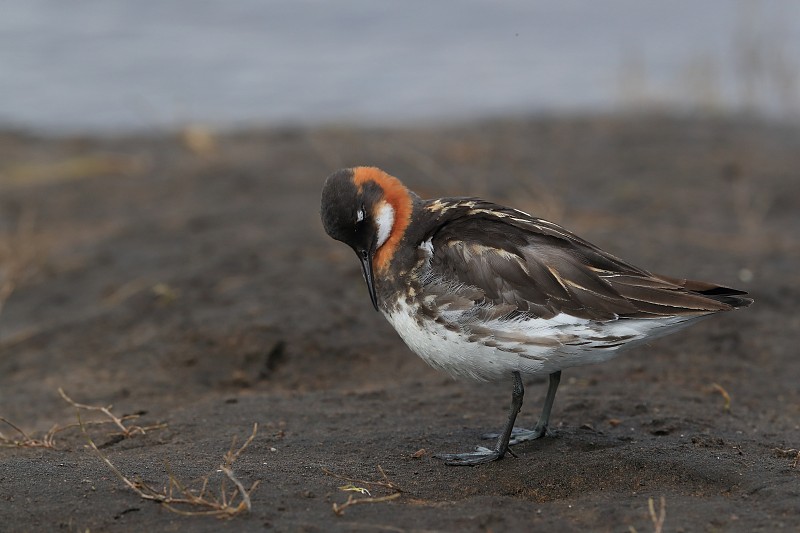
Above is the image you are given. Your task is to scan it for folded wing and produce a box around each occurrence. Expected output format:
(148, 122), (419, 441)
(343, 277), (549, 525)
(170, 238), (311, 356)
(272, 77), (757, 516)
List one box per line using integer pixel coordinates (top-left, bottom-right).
(427, 202), (752, 322)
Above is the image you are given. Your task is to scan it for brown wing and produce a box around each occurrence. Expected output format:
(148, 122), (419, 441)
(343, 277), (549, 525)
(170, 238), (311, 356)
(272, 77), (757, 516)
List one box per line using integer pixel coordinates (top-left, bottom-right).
(427, 202), (752, 321)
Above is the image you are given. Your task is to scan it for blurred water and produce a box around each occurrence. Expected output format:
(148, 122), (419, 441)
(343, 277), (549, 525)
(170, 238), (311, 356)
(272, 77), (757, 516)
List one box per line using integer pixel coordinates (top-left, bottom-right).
(1, 0), (798, 132)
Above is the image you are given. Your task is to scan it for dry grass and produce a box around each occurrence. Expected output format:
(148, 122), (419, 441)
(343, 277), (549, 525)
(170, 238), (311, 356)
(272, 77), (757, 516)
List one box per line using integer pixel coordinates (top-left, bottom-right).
(710, 383), (732, 412)
(0, 387), (164, 448)
(0, 416), (58, 448)
(0, 154), (145, 189)
(58, 388), (165, 438)
(82, 421), (260, 518)
(774, 448), (800, 468)
(616, 1), (799, 118)
(629, 496), (667, 533)
(323, 465), (403, 516)
(648, 496), (667, 533)
(57, 388), (259, 517)
(2, 388), (259, 517)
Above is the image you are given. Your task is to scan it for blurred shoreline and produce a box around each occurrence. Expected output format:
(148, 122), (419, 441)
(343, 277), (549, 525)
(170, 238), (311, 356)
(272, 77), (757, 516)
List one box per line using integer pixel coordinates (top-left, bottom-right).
(3, 2), (800, 134)
(2, 108), (800, 142)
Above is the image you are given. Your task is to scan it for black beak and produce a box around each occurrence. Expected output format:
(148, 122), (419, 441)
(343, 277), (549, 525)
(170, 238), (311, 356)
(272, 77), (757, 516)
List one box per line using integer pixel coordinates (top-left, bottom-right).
(357, 249), (379, 312)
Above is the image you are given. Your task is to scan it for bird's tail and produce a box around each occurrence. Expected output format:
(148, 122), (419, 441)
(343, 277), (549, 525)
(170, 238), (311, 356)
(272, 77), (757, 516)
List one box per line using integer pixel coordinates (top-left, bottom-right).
(672, 278), (754, 309)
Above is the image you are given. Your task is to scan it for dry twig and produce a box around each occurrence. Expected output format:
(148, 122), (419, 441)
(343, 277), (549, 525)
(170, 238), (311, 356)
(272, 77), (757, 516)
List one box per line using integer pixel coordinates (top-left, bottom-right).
(648, 496), (666, 533)
(323, 464), (402, 493)
(774, 448), (800, 468)
(323, 465), (403, 516)
(1, 388), (164, 448)
(332, 492), (402, 515)
(0, 417), (57, 448)
(710, 383), (732, 412)
(628, 495), (666, 533)
(81, 418), (259, 518)
(58, 388), (159, 437)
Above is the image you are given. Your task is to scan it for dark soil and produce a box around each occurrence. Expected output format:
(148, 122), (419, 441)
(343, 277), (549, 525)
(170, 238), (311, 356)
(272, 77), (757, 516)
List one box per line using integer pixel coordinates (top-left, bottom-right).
(1, 115), (798, 532)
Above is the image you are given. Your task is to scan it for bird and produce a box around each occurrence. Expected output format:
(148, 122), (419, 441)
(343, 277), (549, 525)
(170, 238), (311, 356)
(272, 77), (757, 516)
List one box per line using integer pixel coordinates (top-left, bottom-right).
(320, 166), (752, 466)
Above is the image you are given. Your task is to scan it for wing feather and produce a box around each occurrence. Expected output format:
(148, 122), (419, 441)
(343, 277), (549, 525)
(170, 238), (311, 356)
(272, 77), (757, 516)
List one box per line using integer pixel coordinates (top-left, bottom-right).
(425, 201), (750, 321)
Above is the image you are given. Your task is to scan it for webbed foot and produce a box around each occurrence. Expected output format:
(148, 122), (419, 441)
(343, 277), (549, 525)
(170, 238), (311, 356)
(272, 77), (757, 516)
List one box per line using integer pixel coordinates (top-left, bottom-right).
(481, 425), (547, 445)
(435, 446), (505, 466)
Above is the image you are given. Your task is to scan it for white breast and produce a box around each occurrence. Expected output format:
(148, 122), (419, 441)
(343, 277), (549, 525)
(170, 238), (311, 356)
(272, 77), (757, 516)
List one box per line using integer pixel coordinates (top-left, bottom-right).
(383, 299), (693, 382)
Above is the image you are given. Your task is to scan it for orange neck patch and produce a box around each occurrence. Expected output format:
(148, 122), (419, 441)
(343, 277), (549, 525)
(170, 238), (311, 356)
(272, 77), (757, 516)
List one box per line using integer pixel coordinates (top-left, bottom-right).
(352, 167), (413, 272)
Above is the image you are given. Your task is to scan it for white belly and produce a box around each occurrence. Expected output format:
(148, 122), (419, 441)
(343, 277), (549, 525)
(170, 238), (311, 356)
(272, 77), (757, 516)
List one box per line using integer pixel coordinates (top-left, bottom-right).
(384, 299), (693, 382)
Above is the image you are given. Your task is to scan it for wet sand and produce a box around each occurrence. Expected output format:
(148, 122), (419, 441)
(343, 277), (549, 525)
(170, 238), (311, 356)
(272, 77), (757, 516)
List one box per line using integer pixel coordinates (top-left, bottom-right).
(0, 115), (798, 531)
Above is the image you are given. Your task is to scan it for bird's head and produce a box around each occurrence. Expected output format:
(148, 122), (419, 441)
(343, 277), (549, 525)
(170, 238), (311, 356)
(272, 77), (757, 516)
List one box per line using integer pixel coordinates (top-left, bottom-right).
(320, 167), (413, 311)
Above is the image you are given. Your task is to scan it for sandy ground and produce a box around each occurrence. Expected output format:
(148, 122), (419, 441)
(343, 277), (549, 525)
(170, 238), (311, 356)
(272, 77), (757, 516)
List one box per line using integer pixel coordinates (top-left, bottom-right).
(0, 115), (799, 532)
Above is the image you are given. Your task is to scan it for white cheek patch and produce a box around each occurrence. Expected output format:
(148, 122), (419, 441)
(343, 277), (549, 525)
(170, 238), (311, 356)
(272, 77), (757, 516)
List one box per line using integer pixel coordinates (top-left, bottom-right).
(375, 202), (395, 249)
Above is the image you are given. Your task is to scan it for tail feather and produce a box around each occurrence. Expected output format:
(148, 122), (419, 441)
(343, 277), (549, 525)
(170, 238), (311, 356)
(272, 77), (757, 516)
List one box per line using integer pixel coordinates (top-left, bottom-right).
(663, 276), (753, 309)
(695, 287), (753, 309)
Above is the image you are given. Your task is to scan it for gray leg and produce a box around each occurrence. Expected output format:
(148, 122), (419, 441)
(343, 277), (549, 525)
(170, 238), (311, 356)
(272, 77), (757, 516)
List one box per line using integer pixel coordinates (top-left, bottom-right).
(436, 371), (524, 466)
(481, 370), (561, 445)
(531, 370), (561, 437)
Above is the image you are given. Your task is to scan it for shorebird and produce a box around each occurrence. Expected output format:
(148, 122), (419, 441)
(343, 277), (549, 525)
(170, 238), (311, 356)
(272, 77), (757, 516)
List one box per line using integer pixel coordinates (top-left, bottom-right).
(320, 166), (752, 465)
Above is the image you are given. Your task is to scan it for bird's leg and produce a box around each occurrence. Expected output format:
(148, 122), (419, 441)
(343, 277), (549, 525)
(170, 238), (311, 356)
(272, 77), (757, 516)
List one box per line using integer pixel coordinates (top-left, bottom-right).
(530, 370), (561, 438)
(481, 370), (561, 445)
(436, 371), (524, 466)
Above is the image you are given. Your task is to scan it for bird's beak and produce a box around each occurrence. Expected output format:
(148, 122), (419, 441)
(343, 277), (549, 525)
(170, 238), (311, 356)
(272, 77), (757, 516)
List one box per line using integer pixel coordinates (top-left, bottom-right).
(357, 249), (379, 312)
